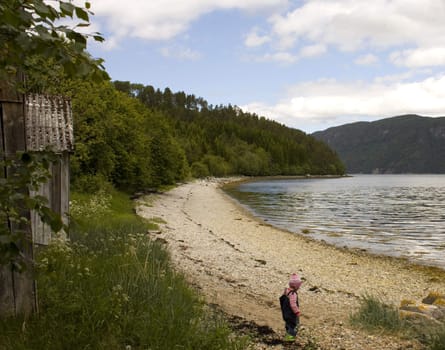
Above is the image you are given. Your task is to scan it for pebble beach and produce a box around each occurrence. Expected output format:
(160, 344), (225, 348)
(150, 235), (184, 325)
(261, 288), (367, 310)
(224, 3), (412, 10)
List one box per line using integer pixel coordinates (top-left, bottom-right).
(136, 178), (445, 349)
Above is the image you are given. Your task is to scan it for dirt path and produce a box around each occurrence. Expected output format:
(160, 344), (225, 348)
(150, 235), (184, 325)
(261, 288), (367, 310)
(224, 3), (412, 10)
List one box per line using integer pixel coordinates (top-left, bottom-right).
(136, 178), (445, 349)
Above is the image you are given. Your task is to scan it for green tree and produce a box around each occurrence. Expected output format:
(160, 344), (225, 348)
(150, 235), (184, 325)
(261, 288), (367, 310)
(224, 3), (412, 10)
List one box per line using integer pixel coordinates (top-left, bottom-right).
(0, 0), (107, 89)
(113, 81), (345, 178)
(201, 154), (232, 177)
(190, 161), (210, 178)
(68, 81), (148, 190)
(148, 120), (189, 187)
(66, 81), (189, 192)
(0, 1), (107, 318)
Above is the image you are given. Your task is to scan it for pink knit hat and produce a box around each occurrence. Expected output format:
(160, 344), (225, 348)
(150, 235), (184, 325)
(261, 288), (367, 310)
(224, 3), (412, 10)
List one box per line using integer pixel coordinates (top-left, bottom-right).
(289, 273), (302, 289)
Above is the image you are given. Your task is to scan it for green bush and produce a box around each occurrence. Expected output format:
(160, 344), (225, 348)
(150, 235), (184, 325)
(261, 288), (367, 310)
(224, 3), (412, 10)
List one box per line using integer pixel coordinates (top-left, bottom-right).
(70, 173), (112, 193)
(0, 190), (248, 350)
(350, 294), (404, 333)
(191, 161), (210, 178)
(202, 154), (232, 177)
(428, 325), (445, 350)
(350, 295), (445, 350)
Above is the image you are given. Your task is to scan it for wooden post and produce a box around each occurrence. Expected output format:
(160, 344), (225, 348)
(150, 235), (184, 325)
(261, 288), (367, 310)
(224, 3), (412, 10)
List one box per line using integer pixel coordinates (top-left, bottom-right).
(0, 79), (37, 318)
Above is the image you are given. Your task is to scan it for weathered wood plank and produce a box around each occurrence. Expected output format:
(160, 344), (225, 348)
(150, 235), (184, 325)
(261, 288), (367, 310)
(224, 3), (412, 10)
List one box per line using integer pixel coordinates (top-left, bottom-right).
(8, 199), (35, 317)
(0, 80), (36, 317)
(2, 103), (26, 157)
(31, 180), (52, 246)
(60, 153), (70, 228)
(1, 85), (73, 318)
(0, 266), (15, 317)
(0, 79), (21, 102)
(51, 160), (61, 215)
(11, 264), (36, 317)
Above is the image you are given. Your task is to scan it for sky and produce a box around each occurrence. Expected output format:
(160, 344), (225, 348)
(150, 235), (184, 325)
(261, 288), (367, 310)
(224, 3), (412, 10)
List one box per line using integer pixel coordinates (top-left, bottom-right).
(83, 0), (445, 133)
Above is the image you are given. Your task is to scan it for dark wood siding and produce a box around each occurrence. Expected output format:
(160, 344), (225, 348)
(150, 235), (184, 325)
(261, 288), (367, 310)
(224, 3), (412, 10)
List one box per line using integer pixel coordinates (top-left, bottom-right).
(0, 82), (73, 317)
(0, 81), (36, 317)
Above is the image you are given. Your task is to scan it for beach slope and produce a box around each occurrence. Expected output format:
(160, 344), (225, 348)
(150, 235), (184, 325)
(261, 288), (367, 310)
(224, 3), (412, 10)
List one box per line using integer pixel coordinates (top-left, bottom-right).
(136, 178), (445, 349)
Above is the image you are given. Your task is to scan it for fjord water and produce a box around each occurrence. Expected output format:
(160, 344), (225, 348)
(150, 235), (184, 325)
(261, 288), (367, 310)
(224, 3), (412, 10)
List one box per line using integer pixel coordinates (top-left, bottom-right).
(226, 175), (445, 269)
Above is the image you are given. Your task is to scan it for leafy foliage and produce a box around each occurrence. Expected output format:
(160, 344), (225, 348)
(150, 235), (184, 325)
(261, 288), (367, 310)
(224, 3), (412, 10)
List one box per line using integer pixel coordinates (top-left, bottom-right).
(114, 81), (346, 178)
(0, 0), (106, 269)
(66, 80), (344, 193)
(0, 0), (107, 90)
(62, 80), (189, 192)
(313, 114), (445, 174)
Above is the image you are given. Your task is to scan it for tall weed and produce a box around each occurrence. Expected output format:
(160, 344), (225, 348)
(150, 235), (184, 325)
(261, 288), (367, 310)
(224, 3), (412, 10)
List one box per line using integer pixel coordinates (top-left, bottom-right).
(350, 294), (445, 350)
(350, 294), (405, 333)
(0, 190), (248, 350)
(427, 324), (445, 350)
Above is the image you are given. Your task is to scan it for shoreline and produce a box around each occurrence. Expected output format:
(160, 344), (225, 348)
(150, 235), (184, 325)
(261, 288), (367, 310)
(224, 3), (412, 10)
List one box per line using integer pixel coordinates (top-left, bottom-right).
(223, 178), (445, 275)
(136, 178), (445, 349)
(222, 175), (445, 273)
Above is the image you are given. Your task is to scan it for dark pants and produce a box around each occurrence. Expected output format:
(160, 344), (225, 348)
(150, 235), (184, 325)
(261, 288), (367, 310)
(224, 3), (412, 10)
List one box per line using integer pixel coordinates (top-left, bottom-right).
(285, 314), (299, 336)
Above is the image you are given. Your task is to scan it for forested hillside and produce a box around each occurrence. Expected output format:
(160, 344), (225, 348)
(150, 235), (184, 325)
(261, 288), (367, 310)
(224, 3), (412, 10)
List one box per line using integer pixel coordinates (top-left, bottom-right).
(312, 115), (445, 174)
(112, 81), (345, 180)
(59, 80), (344, 193)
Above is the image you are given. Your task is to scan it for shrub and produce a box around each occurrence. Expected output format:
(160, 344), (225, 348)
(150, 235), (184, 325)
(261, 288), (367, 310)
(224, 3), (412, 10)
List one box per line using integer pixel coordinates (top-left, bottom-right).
(428, 325), (445, 350)
(191, 161), (210, 178)
(350, 294), (445, 350)
(350, 294), (405, 333)
(70, 173), (113, 193)
(202, 154), (233, 177)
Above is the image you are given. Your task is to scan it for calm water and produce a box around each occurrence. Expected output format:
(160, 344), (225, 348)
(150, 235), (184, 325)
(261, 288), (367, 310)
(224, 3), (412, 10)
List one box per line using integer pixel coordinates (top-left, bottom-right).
(225, 175), (445, 269)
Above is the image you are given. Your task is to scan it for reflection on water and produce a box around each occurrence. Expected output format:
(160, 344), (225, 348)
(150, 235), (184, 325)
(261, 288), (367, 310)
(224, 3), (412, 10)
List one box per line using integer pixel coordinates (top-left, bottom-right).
(225, 175), (445, 269)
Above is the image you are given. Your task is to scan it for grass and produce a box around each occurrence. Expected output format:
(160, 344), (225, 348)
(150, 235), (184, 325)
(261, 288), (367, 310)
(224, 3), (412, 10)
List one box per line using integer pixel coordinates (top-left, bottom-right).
(429, 325), (445, 350)
(350, 294), (406, 333)
(350, 294), (445, 349)
(0, 189), (249, 350)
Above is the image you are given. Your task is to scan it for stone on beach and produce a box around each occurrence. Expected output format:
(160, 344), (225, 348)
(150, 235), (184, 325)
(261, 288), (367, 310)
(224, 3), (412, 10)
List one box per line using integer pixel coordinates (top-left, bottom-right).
(136, 178), (445, 350)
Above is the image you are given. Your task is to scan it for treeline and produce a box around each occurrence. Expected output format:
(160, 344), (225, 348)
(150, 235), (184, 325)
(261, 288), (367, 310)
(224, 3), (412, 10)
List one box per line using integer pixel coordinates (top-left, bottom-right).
(65, 80), (344, 192)
(64, 81), (188, 192)
(114, 82), (344, 176)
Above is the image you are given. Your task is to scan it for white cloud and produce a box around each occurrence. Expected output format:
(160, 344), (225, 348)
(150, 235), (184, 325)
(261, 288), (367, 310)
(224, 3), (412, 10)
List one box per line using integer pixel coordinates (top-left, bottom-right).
(88, 0), (288, 44)
(241, 74), (445, 132)
(268, 0), (445, 54)
(78, 0), (445, 135)
(355, 54), (379, 66)
(390, 47), (445, 68)
(245, 27), (271, 47)
(248, 44), (325, 64)
(299, 44), (326, 58)
(159, 46), (201, 60)
(257, 51), (298, 63)
(87, 0), (445, 69)
(373, 69), (433, 84)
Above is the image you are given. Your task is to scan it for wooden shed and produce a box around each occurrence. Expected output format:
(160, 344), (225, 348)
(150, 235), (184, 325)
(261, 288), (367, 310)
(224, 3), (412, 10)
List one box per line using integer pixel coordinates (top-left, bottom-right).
(0, 82), (73, 317)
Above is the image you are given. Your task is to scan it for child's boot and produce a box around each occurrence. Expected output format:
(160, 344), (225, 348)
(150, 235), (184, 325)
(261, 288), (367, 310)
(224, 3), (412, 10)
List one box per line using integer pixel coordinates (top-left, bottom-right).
(284, 333), (295, 342)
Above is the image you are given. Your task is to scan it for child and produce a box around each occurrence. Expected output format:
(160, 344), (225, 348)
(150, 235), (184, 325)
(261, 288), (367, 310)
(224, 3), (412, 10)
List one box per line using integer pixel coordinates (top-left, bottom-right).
(280, 273), (302, 342)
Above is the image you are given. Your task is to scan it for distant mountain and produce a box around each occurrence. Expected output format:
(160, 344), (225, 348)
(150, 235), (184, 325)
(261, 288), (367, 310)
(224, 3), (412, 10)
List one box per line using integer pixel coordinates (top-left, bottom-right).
(312, 115), (445, 174)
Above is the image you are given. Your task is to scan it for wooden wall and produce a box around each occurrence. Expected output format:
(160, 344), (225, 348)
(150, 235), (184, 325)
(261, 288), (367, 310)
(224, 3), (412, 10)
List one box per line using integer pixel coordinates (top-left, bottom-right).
(0, 80), (36, 317)
(0, 82), (72, 318)
(31, 153), (70, 245)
